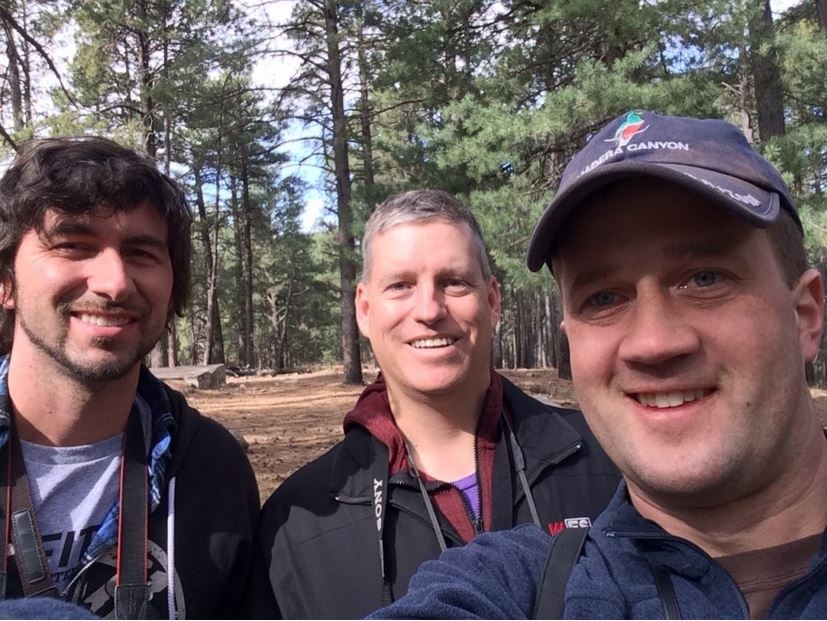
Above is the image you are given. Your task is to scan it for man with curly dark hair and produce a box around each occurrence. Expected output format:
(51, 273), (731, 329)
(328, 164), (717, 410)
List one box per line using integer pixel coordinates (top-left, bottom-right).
(0, 137), (262, 619)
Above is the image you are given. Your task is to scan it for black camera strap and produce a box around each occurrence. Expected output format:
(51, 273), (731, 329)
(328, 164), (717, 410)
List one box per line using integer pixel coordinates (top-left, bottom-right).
(0, 410), (149, 618)
(114, 410), (149, 619)
(6, 421), (57, 598)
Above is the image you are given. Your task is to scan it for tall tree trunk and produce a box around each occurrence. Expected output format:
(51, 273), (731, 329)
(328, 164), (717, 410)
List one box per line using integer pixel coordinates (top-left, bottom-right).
(325, 0), (362, 385)
(545, 292), (556, 369)
(240, 152), (255, 368)
(194, 163), (224, 365)
(137, 0), (168, 367)
(735, 41), (753, 142)
(514, 291), (524, 368)
(19, 0), (31, 125)
(2, 17), (23, 131)
(209, 199), (225, 364)
(230, 175), (246, 364)
(749, 0), (785, 141)
(162, 112), (178, 366)
(136, 0), (157, 158)
(193, 164), (215, 365)
(816, 0), (827, 31)
(356, 13), (377, 212)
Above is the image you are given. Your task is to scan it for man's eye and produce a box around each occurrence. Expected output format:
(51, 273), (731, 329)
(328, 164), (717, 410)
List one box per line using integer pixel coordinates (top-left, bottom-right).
(587, 291), (618, 307)
(126, 248), (158, 261)
(678, 271), (722, 290)
(691, 271), (720, 287)
(445, 279), (471, 291)
(53, 242), (92, 254)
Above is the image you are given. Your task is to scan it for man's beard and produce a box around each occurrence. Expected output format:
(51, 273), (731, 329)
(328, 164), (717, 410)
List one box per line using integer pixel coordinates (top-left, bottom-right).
(17, 306), (156, 383)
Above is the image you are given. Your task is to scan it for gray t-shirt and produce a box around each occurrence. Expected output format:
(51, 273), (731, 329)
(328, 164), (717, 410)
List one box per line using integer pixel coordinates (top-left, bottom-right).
(20, 433), (122, 592)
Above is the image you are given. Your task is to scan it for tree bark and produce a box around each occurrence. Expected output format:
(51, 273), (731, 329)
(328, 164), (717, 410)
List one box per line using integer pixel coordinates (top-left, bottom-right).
(193, 163), (224, 365)
(356, 13), (377, 212)
(816, 0), (827, 31)
(325, 0), (362, 385)
(136, 0), (157, 157)
(240, 152), (255, 368)
(749, 0), (785, 141)
(2, 17), (23, 131)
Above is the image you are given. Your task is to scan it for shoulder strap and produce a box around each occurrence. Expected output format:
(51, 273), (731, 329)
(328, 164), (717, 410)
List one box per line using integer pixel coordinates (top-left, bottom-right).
(646, 559), (681, 619)
(114, 409), (149, 619)
(8, 424), (58, 598)
(533, 527), (588, 620)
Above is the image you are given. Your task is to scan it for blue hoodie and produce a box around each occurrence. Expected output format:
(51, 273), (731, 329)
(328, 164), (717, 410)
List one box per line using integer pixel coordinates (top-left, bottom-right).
(369, 483), (827, 619)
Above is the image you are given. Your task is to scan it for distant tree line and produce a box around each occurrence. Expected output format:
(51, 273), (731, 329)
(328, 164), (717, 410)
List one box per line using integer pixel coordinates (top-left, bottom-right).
(1, 0), (826, 383)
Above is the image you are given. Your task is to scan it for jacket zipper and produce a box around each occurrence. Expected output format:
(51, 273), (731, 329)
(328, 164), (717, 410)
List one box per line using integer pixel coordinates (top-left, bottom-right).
(471, 432), (482, 534)
(607, 529), (750, 618)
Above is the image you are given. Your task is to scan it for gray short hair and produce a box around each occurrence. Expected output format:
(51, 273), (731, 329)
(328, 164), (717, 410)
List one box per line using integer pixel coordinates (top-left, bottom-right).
(361, 189), (492, 281)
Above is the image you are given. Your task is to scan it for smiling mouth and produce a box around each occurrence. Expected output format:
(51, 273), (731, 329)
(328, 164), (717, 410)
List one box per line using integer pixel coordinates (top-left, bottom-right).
(633, 388), (713, 409)
(410, 337), (457, 349)
(77, 313), (134, 327)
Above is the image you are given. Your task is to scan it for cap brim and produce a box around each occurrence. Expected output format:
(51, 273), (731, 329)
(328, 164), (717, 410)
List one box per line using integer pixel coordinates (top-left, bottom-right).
(526, 161), (780, 272)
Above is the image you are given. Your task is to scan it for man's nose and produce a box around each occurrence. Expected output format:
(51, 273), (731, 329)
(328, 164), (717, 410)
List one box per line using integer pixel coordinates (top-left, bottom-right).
(85, 249), (136, 301)
(412, 284), (447, 323)
(617, 287), (700, 366)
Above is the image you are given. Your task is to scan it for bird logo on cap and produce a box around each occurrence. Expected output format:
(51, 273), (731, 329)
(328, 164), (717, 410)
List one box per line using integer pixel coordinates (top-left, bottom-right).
(606, 111), (648, 147)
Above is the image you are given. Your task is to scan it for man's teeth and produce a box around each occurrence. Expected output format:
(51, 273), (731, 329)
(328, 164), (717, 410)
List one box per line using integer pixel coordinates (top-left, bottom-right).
(411, 337), (455, 349)
(637, 389), (710, 408)
(79, 313), (130, 327)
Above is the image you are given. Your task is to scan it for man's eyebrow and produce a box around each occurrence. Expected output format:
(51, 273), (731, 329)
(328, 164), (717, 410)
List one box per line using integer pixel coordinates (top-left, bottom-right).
(124, 235), (169, 250)
(567, 239), (740, 292)
(376, 270), (412, 285)
(663, 239), (735, 261)
(42, 220), (168, 249)
(568, 265), (616, 293)
(41, 219), (94, 239)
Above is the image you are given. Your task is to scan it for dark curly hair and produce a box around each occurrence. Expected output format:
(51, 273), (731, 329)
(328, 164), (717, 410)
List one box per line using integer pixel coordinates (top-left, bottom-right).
(0, 136), (192, 347)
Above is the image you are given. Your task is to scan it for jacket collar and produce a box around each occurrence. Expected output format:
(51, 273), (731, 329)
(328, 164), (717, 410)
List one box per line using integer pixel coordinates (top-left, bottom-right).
(593, 483), (710, 578)
(500, 376), (584, 485)
(332, 372), (584, 500)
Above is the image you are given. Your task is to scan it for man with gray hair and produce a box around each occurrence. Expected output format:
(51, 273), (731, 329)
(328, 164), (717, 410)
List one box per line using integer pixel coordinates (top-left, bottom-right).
(255, 188), (619, 618)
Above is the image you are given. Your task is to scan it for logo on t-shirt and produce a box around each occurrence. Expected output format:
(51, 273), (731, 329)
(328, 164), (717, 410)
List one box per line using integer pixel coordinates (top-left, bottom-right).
(65, 539), (184, 618)
(42, 526), (99, 590)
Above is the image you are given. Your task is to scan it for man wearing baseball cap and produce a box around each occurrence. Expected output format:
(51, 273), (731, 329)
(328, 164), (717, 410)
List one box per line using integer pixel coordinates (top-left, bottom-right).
(369, 111), (827, 619)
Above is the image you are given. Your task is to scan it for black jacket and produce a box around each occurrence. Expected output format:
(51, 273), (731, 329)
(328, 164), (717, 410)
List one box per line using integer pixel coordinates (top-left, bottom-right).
(256, 377), (620, 619)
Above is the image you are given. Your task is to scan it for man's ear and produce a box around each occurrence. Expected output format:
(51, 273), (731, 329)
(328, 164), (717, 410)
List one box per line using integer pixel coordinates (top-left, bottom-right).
(355, 282), (370, 339)
(793, 268), (824, 363)
(0, 278), (14, 310)
(488, 276), (501, 328)
(560, 319), (566, 335)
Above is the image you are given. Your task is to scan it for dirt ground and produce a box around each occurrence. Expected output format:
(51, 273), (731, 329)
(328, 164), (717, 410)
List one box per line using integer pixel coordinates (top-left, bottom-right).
(172, 367), (827, 503)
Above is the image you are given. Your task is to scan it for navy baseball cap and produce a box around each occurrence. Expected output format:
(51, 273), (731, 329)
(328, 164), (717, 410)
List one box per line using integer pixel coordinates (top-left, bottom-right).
(526, 110), (800, 272)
